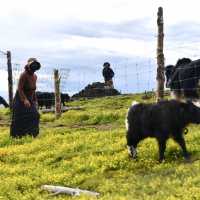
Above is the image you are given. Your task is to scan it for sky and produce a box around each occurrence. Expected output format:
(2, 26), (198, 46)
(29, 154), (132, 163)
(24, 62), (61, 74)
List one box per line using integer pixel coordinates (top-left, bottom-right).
(1, 0), (200, 98)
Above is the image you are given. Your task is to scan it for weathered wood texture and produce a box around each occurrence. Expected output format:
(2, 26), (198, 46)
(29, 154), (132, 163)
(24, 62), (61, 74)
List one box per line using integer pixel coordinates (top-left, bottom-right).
(156, 7), (165, 101)
(54, 69), (61, 118)
(7, 51), (13, 109)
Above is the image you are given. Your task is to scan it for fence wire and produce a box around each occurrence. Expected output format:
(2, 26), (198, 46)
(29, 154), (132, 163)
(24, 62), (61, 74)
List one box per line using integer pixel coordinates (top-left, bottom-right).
(0, 56), (158, 109)
(0, 51), (8, 103)
(1, 53), (200, 109)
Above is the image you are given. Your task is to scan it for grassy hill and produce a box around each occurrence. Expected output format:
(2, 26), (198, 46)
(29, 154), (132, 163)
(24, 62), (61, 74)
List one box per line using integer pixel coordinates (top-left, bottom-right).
(0, 94), (200, 200)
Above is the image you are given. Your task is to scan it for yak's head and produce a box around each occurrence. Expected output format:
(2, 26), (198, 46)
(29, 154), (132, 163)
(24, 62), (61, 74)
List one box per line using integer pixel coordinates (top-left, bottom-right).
(176, 58), (192, 67)
(181, 101), (200, 124)
(165, 65), (175, 88)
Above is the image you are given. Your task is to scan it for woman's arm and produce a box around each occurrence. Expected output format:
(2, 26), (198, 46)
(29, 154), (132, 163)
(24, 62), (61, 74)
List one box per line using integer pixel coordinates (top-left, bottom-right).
(33, 75), (38, 106)
(18, 73), (27, 102)
(18, 73), (31, 107)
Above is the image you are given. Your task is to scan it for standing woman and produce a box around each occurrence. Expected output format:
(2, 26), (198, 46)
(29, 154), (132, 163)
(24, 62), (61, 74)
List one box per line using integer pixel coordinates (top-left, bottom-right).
(10, 58), (41, 138)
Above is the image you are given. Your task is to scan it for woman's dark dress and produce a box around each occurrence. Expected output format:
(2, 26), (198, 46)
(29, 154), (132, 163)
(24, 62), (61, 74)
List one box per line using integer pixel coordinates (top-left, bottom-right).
(10, 71), (40, 138)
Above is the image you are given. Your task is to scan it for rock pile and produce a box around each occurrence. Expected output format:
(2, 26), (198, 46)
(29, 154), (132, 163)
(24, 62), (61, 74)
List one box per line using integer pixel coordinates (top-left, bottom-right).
(72, 82), (120, 99)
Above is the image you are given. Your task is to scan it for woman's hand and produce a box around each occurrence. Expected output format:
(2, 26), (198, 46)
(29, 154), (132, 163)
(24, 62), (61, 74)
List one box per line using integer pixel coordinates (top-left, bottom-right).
(34, 101), (39, 109)
(24, 99), (31, 108)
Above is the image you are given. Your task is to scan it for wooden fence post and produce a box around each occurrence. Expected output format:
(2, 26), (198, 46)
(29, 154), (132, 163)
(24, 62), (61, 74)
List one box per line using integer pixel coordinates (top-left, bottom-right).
(7, 51), (13, 110)
(156, 7), (165, 101)
(54, 69), (61, 118)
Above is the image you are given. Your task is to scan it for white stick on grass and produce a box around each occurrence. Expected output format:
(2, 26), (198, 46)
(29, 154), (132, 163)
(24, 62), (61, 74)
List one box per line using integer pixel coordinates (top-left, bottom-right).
(41, 185), (100, 197)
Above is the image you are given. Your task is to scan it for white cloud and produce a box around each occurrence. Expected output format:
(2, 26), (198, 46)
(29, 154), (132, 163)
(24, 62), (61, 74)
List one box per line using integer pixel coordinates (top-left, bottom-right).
(60, 36), (156, 58)
(1, 0), (200, 51)
(1, 0), (200, 23)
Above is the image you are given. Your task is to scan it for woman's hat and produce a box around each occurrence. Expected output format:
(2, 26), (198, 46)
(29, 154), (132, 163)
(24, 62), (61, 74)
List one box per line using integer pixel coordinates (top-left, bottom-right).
(27, 58), (41, 71)
(103, 62), (110, 67)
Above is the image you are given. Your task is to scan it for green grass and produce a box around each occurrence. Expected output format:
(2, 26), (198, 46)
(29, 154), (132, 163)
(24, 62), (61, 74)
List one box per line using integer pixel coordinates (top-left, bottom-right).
(0, 94), (200, 200)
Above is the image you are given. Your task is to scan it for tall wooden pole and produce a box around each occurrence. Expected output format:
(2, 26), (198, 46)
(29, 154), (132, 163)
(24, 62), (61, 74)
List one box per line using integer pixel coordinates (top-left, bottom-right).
(54, 69), (61, 118)
(7, 51), (13, 110)
(156, 7), (165, 101)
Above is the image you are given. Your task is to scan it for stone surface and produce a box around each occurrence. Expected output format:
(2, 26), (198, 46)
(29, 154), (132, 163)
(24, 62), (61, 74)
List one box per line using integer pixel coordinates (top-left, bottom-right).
(72, 82), (121, 99)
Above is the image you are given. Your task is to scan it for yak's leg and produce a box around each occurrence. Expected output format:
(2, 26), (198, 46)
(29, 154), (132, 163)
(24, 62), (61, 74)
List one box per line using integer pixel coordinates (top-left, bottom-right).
(157, 137), (167, 163)
(171, 90), (182, 102)
(173, 135), (190, 160)
(126, 130), (141, 159)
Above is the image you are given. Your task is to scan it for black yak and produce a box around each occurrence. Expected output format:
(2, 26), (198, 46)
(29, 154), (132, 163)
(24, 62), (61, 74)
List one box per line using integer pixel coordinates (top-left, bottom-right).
(36, 92), (70, 109)
(165, 58), (200, 101)
(126, 100), (200, 162)
(36, 92), (54, 109)
(0, 96), (9, 108)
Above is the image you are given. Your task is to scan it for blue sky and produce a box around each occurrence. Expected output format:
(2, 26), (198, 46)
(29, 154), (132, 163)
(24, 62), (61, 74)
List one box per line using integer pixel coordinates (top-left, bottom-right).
(0, 0), (200, 98)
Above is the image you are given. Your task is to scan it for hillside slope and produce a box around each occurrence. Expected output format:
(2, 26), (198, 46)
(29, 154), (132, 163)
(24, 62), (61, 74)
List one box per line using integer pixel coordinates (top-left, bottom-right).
(0, 94), (200, 200)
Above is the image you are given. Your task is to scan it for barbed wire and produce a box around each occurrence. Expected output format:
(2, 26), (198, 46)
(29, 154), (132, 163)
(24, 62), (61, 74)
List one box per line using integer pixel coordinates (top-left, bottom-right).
(1, 53), (200, 104)
(0, 49), (158, 95)
(0, 50), (7, 55)
(167, 75), (200, 84)
(166, 61), (200, 70)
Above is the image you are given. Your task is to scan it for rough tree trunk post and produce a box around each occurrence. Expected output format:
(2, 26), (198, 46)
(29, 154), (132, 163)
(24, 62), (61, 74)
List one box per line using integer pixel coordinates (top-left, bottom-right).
(54, 69), (61, 118)
(156, 7), (165, 102)
(7, 51), (13, 110)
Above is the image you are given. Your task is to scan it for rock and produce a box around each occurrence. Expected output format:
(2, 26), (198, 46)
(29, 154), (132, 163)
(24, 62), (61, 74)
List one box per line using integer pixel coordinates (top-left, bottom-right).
(72, 82), (120, 99)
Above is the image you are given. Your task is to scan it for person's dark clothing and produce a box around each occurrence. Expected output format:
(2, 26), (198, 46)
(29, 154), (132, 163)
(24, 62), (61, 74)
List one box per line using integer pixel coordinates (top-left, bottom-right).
(102, 66), (114, 81)
(17, 71), (37, 102)
(10, 71), (40, 138)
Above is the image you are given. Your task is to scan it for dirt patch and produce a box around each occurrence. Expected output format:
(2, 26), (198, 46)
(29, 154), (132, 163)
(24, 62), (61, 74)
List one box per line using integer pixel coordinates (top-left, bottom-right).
(49, 123), (119, 131)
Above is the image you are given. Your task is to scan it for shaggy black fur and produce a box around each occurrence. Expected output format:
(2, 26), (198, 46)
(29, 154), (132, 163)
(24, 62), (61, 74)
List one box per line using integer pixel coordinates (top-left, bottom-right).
(126, 100), (200, 162)
(165, 58), (200, 100)
(36, 92), (70, 109)
(0, 96), (9, 108)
